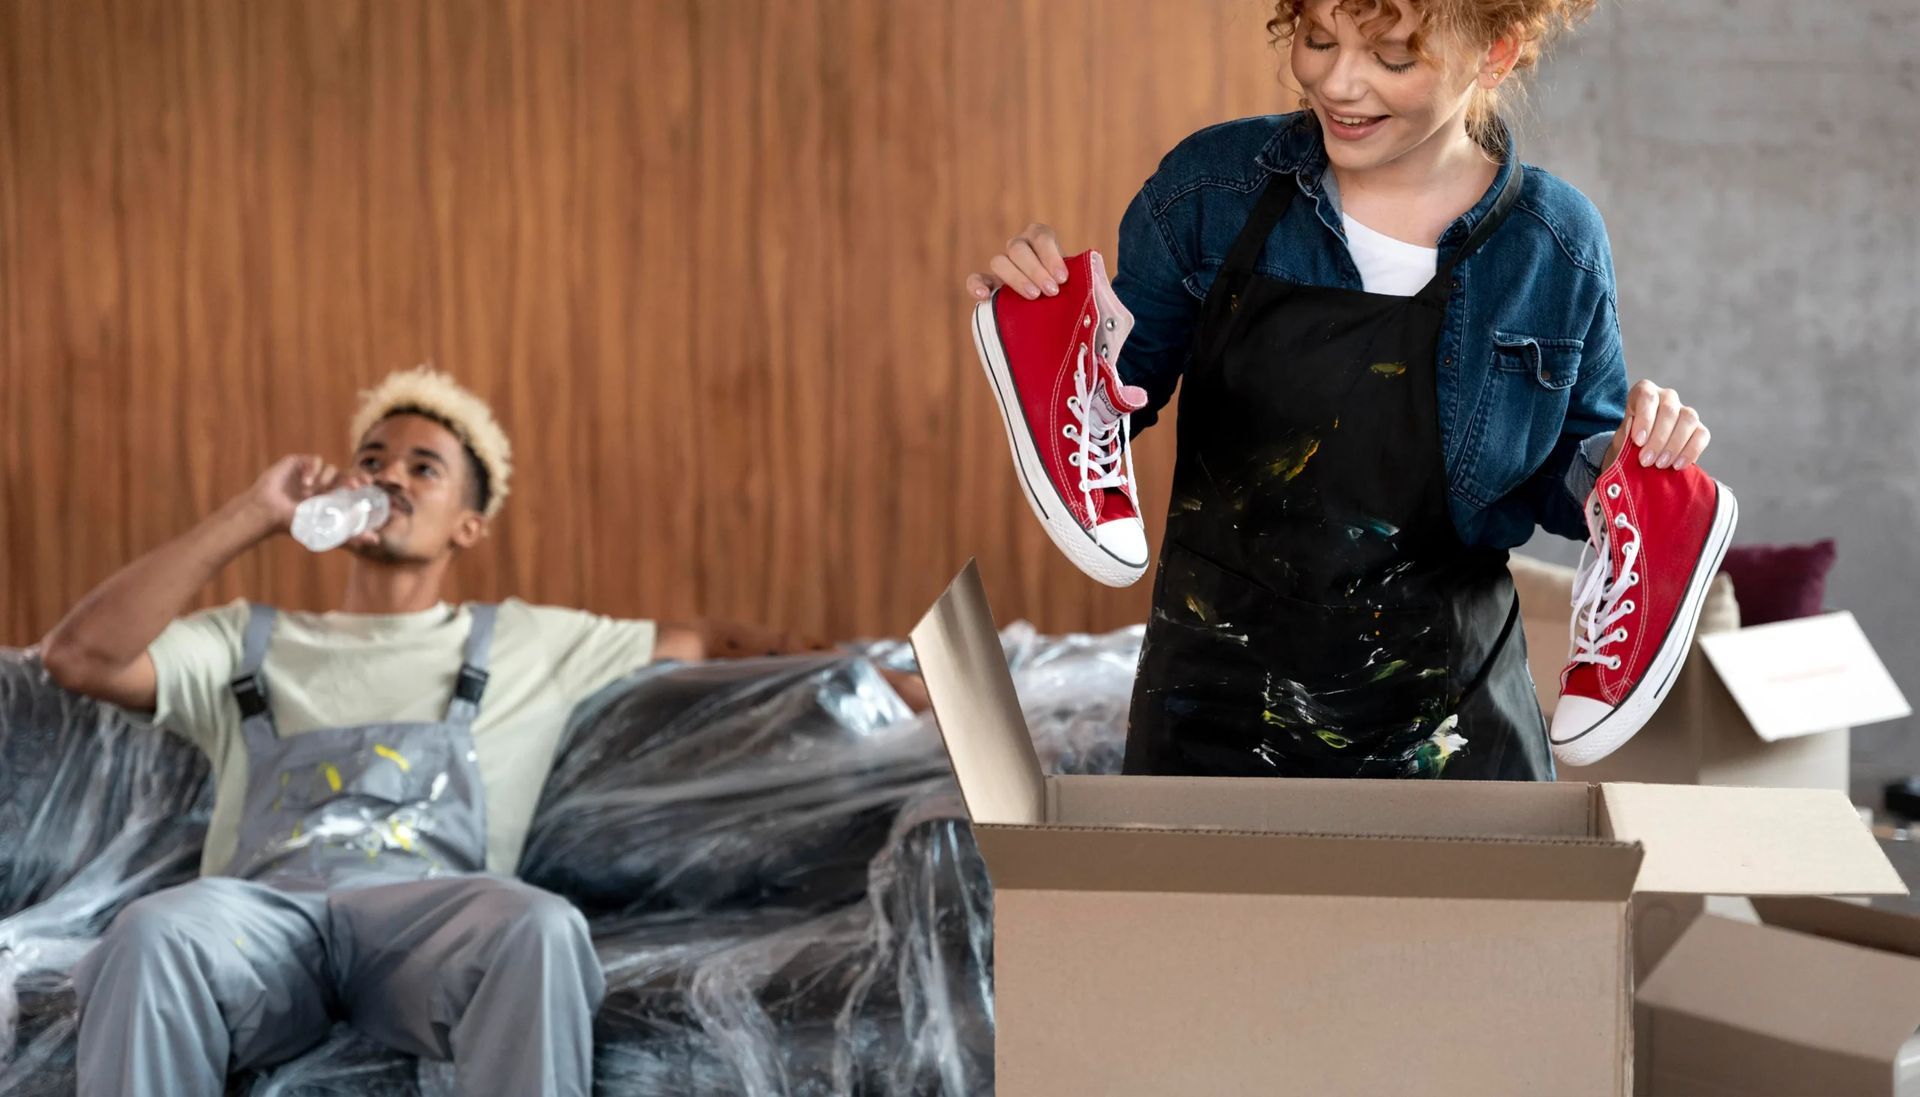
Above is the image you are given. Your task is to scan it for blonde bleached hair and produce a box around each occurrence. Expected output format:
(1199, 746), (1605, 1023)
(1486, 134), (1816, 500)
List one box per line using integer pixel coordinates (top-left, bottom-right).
(348, 366), (513, 518)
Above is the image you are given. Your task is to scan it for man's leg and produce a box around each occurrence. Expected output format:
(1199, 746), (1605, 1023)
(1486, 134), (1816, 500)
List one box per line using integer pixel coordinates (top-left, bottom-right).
(327, 874), (604, 1097)
(72, 877), (334, 1097)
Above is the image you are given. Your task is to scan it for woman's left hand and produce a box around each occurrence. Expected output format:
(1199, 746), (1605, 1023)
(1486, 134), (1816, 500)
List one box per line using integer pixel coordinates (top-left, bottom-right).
(1605, 379), (1711, 470)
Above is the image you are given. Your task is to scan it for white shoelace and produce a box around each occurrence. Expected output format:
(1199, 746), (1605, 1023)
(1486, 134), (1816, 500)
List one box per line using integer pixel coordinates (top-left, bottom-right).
(1063, 344), (1131, 515)
(1568, 502), (1642, 672)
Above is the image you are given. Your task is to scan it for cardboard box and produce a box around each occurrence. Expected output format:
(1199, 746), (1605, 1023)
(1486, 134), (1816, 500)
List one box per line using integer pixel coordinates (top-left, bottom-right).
(1510, 555), (1910, 796)
(1639, 897), (1920, 1096)
(909, 562), (1906, 1097)
(1560, 611), (1906, 792)
(1513, 552), (1913, 990)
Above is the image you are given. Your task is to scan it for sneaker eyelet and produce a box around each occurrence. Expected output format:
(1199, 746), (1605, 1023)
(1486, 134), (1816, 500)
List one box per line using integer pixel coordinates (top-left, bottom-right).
(1614, 514), (1629, 528)
(1621, 600), (1635, 614)
(1627, 572), (1639, 586)
(1105, 317), (1116, 331)
(1067, 453), (1081, 466)
(1614, 628), (1629, 642)
(1082, 316), (1092, 328)
(1607, 484), (1622, 499)
(1608, 657), (1622, 670)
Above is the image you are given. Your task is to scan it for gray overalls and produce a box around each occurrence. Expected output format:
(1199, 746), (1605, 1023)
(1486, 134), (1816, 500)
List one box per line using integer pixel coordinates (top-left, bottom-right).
(73, 604), (605, 1097)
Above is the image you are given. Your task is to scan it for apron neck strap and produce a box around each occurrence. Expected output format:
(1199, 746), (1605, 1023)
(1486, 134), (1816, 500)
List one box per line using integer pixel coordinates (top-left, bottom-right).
(1221, 174), (1300, 282)
(445, 603), (498, 725)
(1228, 163), (1523, 290)
(1432, 163), (1525, 285)
(230, 603), (280, 744)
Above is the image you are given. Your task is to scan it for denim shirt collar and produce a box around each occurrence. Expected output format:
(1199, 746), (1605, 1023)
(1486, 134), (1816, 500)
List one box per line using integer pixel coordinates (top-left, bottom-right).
(1254, 111), (1518, 249)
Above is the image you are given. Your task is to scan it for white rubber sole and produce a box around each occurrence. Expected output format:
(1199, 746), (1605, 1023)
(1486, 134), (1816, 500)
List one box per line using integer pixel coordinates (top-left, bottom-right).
(971, 297), (1148, 588)
(1551, 483), (1741, 767)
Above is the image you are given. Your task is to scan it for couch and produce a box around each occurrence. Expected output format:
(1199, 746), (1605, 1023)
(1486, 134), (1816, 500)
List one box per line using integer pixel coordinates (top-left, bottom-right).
(0, 628), (1140, 1097)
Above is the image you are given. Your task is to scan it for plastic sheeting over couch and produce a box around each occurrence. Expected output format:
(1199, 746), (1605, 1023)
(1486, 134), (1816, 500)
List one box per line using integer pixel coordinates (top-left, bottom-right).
(0, 623), (1141, 1096)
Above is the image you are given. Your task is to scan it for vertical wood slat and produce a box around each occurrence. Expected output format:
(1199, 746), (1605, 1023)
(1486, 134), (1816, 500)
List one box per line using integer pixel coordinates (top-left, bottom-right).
(0, 0), (1288, 644)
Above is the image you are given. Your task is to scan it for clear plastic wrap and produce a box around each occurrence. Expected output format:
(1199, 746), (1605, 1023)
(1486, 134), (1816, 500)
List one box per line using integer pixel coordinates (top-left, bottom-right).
(0, 623), (1142, 1096)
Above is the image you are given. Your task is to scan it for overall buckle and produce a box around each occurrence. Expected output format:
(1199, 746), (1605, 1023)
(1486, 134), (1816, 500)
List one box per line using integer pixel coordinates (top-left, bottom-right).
(454, 665), (490, 705)
(230, 675), (269, 719)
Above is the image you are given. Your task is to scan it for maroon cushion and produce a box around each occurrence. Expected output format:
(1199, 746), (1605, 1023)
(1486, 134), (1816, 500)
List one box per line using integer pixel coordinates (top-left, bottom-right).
(1718, 539), (1837, 625)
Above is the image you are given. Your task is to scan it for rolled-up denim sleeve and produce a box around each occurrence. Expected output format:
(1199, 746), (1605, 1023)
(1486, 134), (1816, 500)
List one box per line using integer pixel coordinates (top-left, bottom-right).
(1111, 181), (1201, 435)
(1563, 432), (1613, 510)
(1523, 292), (1630, 540)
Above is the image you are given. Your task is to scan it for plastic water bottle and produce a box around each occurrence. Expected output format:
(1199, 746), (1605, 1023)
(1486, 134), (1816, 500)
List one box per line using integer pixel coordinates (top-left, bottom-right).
(291, 486), (391, 552)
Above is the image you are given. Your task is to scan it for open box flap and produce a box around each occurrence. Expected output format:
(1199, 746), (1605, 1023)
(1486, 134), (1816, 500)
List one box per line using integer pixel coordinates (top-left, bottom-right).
(1698, 611), (1911, 742)
(909, 560), (1047, 826)
(1598, 783), (1903, 896)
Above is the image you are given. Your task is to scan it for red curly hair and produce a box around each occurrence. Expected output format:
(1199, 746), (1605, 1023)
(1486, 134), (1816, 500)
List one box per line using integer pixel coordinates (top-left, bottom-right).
(1269, 0), (1598, 148)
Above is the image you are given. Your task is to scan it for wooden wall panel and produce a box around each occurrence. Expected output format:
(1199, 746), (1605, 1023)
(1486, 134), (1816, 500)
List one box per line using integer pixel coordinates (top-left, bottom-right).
(0, 0), (1291, 644)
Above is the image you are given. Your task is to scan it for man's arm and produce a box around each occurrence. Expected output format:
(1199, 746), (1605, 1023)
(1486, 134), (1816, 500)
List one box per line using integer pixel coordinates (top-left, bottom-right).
(667, 620), (838, 663)
(649, 624), (709, 664)
(664, 620), (929, 712)
(38, 455), (347, 709)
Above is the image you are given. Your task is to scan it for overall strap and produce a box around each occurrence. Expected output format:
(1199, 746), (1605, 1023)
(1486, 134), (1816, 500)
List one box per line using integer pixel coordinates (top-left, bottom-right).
(230, 604), (280, 747)
(445, 603), (498, 725)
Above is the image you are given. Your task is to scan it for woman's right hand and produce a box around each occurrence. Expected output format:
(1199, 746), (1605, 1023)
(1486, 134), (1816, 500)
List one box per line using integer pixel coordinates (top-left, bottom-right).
(966, 222), (1072, 301)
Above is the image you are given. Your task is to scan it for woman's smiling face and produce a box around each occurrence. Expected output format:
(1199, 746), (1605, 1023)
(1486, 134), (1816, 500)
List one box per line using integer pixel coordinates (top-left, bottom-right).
(1290, 0), (1486, 174)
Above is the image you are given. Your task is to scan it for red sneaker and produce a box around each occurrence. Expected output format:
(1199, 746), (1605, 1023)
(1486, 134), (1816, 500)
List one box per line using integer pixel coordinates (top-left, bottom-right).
(1550, 442), (1739, 766)
(970, 249), (1149, 587)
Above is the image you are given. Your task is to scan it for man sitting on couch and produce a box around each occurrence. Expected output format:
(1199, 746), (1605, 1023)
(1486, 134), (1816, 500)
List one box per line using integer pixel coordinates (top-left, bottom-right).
(37, 367), (708, 1097)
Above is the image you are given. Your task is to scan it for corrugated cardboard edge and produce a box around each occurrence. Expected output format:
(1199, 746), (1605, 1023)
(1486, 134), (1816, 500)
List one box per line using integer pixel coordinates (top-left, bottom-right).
(974, 824), (1644, 901)
(908, 560), (1047, 826)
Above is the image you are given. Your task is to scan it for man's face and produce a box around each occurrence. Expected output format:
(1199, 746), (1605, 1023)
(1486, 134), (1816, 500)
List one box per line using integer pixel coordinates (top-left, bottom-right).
(349, 414), (487, 563)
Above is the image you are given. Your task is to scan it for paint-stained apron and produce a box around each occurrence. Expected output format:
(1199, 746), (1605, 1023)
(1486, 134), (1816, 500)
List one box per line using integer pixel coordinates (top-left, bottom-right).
(1123, 164), (1552, 781)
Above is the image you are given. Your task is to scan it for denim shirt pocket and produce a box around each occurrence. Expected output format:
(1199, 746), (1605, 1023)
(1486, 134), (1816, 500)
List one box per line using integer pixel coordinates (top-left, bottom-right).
(1493, 331), (1581, 392)
(1459, 331), (1583, 505)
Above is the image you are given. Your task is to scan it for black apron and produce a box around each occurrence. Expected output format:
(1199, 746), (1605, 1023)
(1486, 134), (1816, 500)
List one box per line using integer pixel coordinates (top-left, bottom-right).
(1123, 164), (1551, 781)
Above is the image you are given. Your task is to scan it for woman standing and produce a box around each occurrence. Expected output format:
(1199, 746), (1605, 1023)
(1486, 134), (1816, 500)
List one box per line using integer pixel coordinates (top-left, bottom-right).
(965, 0), (1714, 780)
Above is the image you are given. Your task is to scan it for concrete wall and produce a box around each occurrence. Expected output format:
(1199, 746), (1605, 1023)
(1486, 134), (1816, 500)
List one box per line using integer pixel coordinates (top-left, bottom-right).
(1517, 1), (1920, 800)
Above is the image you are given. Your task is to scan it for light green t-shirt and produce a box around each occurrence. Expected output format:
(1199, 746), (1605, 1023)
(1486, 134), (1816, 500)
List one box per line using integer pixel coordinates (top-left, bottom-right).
(148, 598), (656, 877)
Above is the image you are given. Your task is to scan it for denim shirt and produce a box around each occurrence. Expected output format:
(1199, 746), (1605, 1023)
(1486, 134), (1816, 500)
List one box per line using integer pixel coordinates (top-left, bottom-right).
(1112, 111), (1627, 547)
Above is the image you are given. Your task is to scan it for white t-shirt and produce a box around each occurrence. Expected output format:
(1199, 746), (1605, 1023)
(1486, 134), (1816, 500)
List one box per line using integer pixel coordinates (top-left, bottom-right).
(148, 599), (657, 877)
(1341, 213), (1439, 297)
(1321, 167), (1440, 297)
